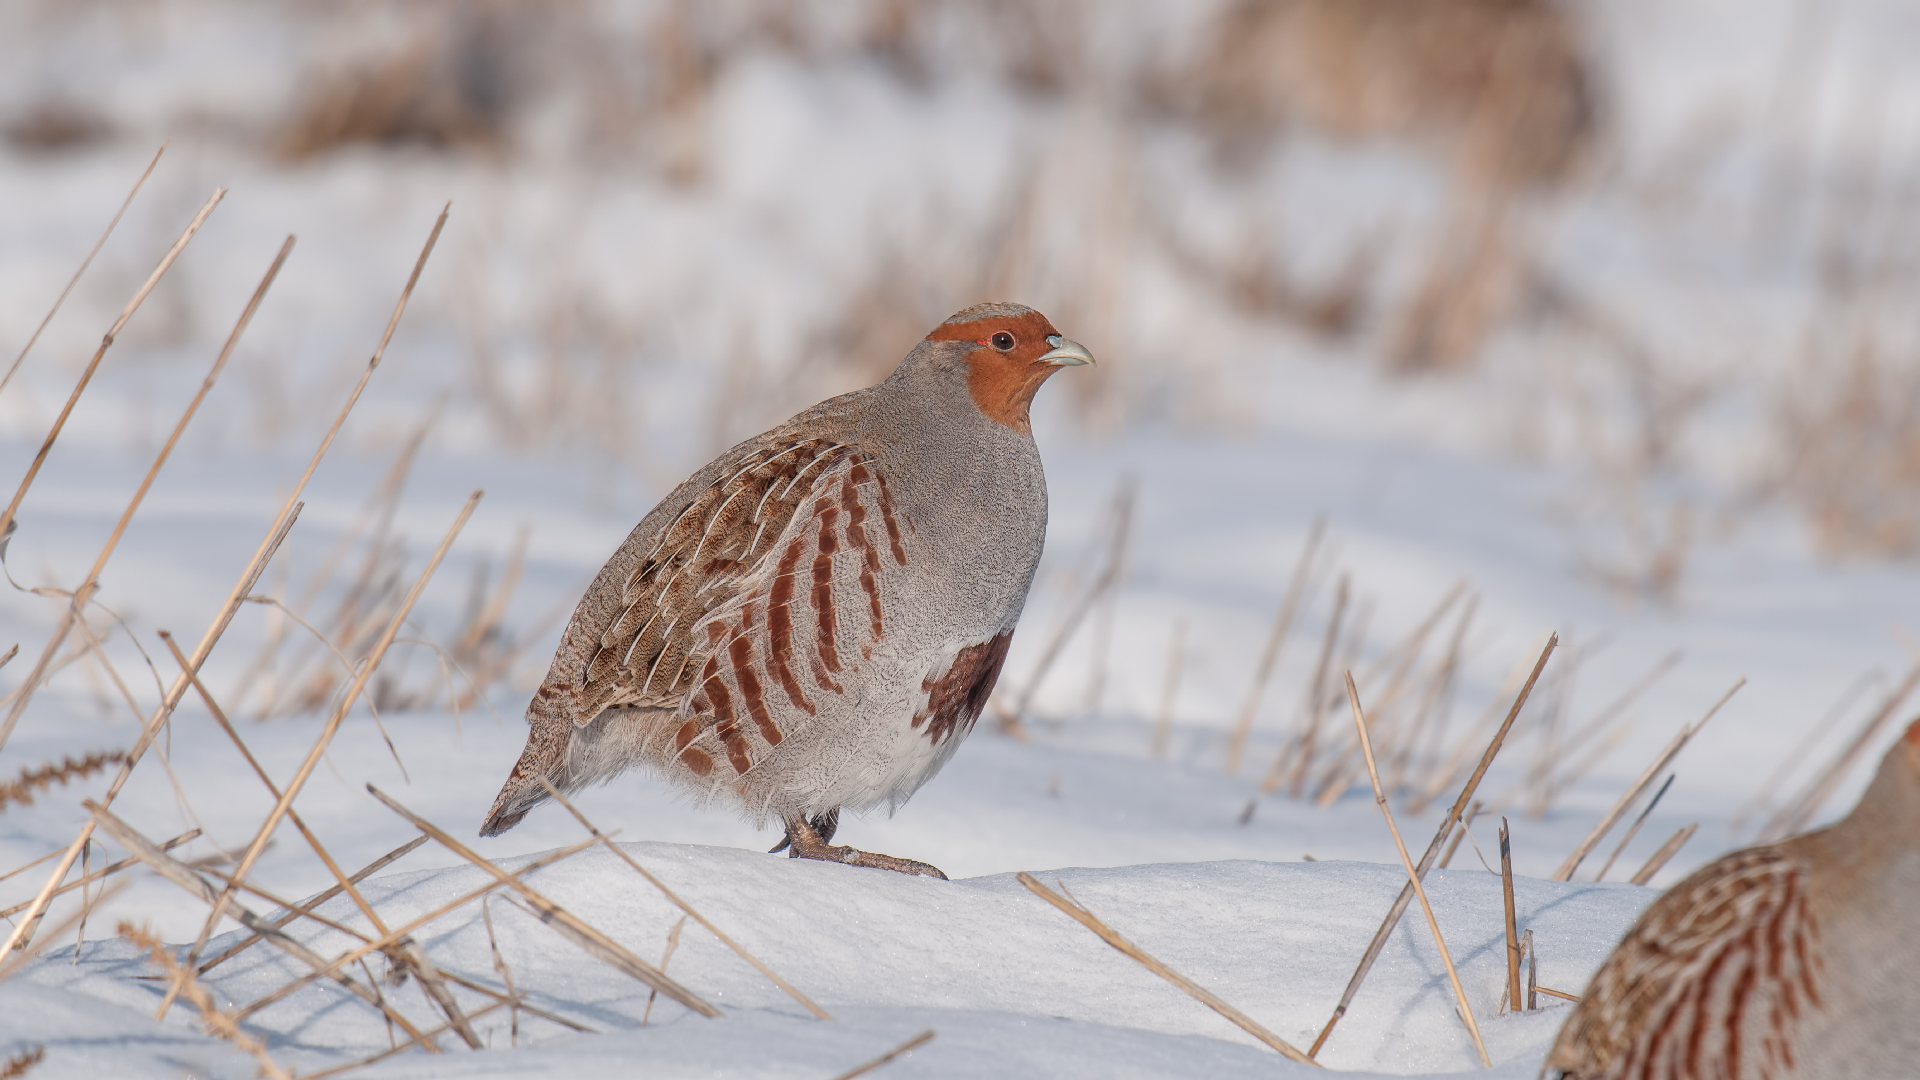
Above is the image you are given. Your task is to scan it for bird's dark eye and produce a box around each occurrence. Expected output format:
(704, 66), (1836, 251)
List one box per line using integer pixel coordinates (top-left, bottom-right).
(991, 331), (1015, 351)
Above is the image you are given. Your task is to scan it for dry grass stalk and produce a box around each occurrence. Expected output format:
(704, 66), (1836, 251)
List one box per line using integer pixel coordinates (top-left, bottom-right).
(641, 915), (686, 1028)
(1552, 678), (1742, 881)
(1629, 824), (1697, 886)
(183, 490), (481, 981)
(1386, 597), (1476, 798)
(0, 828), (197, 919)
(153, 627), (477, 1044)
(0, 879), (126, 982)
(83, 800), (437, 1046)
(1523, 927), (1537, 1010)
(1007, 479), (1135, 730)
(1265, 573), (1349, 797)
(367, 784), (721, 1018)
(1731, 668), (1879, 832)
(1345, 673), (1490, 1066)
(0, 142), (165, 400)
(1501, 649), (1679, 818)
(0, 1046), (43, 1079)
(119, 921), (291, 1080)
(1226, 517), (1324, 774)
(1, 187), (440, 963)
(1436, 801), (1483, 870)
(1535, 985), (1580, 1002)
(1592, 773), (1674, 882)
(1152, 620), (1186, 760)
(232, 834), (600, 1022)
(0, 750), (130, 813)
(1411, 647), (1535, 814)
(0, 188), (231, 753)
(1016, 871), (1317, 1065)
(830, 1029), (937, 1080)
(196, 834), (426, 976)
(1, 504), (301, 960)
(1501, 817), (1522, 1012)
(534, 777), (831, 1020)
(481, 899), (519, 1043)
(1308, 631), (1555, 1057)
(1762, 664), (1920, 841)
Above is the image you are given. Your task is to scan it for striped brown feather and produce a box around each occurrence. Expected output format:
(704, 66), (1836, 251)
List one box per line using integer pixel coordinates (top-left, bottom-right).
(1547, 848), (1822, 1080)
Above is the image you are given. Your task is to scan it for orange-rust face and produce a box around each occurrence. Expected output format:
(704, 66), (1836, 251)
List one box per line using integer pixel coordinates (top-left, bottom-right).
(926, 307), (1083, 433)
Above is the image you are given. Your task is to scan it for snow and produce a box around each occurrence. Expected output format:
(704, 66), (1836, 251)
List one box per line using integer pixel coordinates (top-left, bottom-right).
(3, 0), (1919, 1076)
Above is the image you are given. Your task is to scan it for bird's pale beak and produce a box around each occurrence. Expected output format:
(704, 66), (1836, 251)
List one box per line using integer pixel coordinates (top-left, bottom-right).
(1040, 334), (1095, 367)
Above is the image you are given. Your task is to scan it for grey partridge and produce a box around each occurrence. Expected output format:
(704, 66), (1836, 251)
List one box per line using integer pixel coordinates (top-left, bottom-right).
(480, 303), (1093, 878)
(1544, 717), (1920, 1079)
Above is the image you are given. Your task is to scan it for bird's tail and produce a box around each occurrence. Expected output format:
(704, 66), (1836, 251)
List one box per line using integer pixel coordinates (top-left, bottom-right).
(479, 685), (576, 836)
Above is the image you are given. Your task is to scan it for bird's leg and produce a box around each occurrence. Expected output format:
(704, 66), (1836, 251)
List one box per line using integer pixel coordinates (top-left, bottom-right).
(778, 812), (947, 880)
(766, 809), (838, 852)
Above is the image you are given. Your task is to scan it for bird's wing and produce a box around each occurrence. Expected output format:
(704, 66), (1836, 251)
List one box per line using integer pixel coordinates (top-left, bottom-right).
(570, 437), (867, 718)
(1544, 847), (1820, 1080)
(665, 448), (913, 780)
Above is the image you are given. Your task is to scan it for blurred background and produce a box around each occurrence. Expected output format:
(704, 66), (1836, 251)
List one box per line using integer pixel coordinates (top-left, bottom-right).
(4, 0), (1920, 913)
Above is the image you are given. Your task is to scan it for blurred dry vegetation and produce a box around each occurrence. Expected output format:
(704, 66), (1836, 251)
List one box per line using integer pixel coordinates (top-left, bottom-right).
(4, 0), (1918, 612)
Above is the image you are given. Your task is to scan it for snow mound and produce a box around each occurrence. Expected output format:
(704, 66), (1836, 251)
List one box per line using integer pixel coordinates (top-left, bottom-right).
(9, 843), (1654, 1078)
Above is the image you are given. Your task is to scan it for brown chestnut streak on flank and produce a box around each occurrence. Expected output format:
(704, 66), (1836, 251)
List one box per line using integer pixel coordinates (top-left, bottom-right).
(927, 311), (1067, 434)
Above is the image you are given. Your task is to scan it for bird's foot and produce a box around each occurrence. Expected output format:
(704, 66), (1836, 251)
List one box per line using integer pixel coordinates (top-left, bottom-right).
(779, 813), (947, 879)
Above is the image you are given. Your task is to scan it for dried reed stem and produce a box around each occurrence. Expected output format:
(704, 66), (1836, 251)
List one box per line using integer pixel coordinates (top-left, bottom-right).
(0, 1046), (43, 1079)
(1534, 986), (1580, 1002)
(1437, 801), (1483, 870)
(1500, 817), (1521, 1011)
(0, 142), (165, 400)
(0, 190), (235, 753)
(119, 921), (290, 1080)
(1593, 773), (1674, 882)
(1277, 574), (1348, 798)
(367, 785), (722, 1018)
(153, 627), (478, 1045)
(196, 834), (426, 975)
(830, 1029), (937, 1080)
(183, 491), (480, 979)
(1152, 620), (1186, 760)
(0, 829), (197, 919)
(534, 777), (832, 1020)
(1553, 679), (1742, 881)
(1017, 872), (1317, 1066)
(1523, 928), (1537, 1010)
(1629, 824), (1697, 885)
(0, 879), (126, 983)
(1008, 479), (1135, 729)
(1309, 632), (1556, 1058)
(1, 504), (300, 959)
(1226, 517), (1323, 774)
(1346, 674), (1490, 1067)
(1763, 663), (1920, 840)
(233, 835), (600, 1022)
(84, 800), (435, 1045)
(641, 915), (685, 1028)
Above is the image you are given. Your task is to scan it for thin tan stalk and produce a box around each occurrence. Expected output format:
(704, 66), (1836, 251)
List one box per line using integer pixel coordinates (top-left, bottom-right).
(1593, 773), (1674, 882)
(1, 503), (301, 960)
(1281, 574), (1348, 798)
(0, 194), (245, 753)
(535, 776), (831, 1020)
(0, 879), (127, 983)
(367, 784), (722, 1018)
(1226, 517), (1324, 774)
(1553, 679), (1742, 881)
(183, 490), (480, 975)
(233, 835), (600, 1021)
(83, 800), (434, 1046)
(152, 627), (478, 1046)
(197, 834), (426, 975)
(1535, 986), (1580, 1002)
(1629, 824), (1697, 885)
(1347, 673), (1490, 1066)
(1523, 928), (1537, 1010)
(1500, 817), (1521, 1012)
(830, 1030), (937, 1080)
(0, 829), (198, 918)
(641, 916), (686, 1027)
(0, 142), (165, 399)
(1762, 663), (1920, 840)
(1308, 632), (1556, 1058)
(1017, 872), (1317, 1066)
(1437, 801), (1483, 870)
(1008, 479), (1135, 728)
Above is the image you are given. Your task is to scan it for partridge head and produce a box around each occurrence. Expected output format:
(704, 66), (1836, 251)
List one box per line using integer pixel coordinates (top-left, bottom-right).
(481, 303), (1093, 879)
